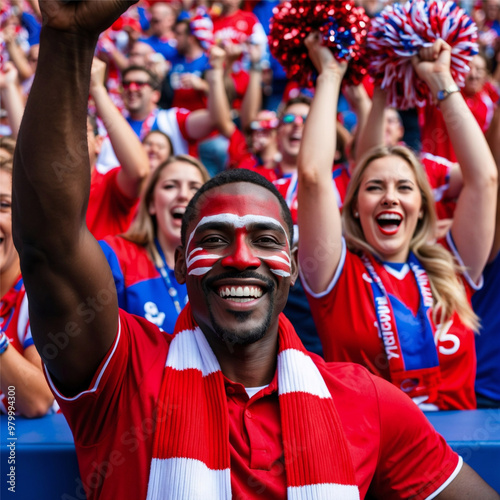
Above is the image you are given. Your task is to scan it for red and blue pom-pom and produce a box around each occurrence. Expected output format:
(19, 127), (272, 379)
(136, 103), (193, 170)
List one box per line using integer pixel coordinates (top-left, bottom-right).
(367, 0), (478, 109)
(268, 0), (369, 88)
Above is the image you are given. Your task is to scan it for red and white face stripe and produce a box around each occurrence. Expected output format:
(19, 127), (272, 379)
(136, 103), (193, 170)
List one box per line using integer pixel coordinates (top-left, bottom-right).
(185, 213), (291, 277)
(186, 247), (220, 276)
(259, 251), (292, 277)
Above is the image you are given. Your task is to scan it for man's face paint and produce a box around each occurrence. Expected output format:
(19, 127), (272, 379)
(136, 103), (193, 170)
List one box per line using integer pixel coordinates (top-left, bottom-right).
(181, 185), (295, 348)
(186, 213), (291, 278)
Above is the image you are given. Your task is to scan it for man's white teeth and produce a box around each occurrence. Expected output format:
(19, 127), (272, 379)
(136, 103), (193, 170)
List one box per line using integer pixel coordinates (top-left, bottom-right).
(219, 286), (263, 299)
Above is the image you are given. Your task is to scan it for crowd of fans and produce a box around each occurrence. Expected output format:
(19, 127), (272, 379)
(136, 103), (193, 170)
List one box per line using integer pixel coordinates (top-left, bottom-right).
(1, 0), (500, 452)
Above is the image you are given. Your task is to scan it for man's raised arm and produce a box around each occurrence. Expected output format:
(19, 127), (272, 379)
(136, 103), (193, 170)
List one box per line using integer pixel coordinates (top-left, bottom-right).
(12, 0), (136, 396)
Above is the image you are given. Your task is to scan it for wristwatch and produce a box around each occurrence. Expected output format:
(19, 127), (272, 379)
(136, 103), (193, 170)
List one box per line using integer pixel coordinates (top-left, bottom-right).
(437, 84), (460, 102)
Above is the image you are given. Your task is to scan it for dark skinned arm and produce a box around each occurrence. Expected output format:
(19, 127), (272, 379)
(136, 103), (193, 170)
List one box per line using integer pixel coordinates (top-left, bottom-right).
(435, 462), (499, 500)
(12, 0), (136, 397)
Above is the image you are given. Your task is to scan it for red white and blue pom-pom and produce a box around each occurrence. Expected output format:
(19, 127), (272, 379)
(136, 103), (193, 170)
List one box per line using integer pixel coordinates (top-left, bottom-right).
(367, 0), (478, 109)
(268, 0), (370, 87)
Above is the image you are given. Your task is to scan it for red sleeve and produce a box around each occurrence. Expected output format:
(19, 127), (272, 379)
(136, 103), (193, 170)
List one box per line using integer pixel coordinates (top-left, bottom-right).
(46, 310), (169, 446)
(175, 108), (191, 140)
(231, 69), (250, 99)
(87, 168), (139, 240)
(421, 154), (451, 195)
(484, 80), (500, 103)
(370, 376), (461, 499)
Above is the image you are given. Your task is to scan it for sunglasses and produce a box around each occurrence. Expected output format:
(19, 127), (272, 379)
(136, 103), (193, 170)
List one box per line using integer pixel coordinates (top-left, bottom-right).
(122, 80), (151, 90)
(250, 118), (279, 131)
(280, 114), (307, 125)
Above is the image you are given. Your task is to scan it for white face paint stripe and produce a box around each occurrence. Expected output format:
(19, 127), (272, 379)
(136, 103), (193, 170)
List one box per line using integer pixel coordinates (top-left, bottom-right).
(189, 267), (214, 276)
(271, 270), (291, 277)
(186, 213), (288, 253)
(260, 255), (291, 277)
(261, 255), (291, 266)
(188, 247), (203, 256)
(186, 253), (221, 268)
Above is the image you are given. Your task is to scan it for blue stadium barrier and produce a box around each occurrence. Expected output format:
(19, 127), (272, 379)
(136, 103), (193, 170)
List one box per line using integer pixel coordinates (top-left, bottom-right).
(425, 409), (500, 493)
(1, 414), (81, 500)
(1, 410), (499, 499)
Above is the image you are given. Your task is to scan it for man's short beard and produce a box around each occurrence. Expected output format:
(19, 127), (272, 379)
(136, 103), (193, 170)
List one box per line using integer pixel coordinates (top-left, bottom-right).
(202, 271), (276, 348)
(210, 301), (274, 347)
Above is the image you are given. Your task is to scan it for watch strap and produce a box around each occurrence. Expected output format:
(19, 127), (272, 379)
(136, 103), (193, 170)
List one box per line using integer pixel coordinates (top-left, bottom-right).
(437, 84), (460, 102)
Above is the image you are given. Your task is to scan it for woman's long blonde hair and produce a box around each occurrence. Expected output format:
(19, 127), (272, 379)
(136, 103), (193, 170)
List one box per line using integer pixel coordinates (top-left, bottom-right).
(342, 145), (479, 333)
(122, 154), (210, 267)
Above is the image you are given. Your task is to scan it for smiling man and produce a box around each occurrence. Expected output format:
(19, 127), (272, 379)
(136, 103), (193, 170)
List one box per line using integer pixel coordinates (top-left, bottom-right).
(176, 174), (295, 370)
(12, 1), (500, 500)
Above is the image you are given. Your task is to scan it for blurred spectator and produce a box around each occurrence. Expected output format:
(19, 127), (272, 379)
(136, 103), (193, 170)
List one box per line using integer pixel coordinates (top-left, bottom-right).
(97, 64), (216, 169)
(0, 62), (24, 138)
(96, 14), (144, 111)
(212, 0), (268, 111)
(1, 6), (32, 83)
(140, 1), (177, 59)
(212, 0), (267, 62)
(482, 0), (500, 35)
(159, 12), (212, 111)
(142, 129), (173, 171)
(240, 1), (289, 112)
(128, 39), (168, 76)
(419, 52), (498, 163)
(87, 58), (150, 239)
(129, 39), (157, 66)
(245, 110), (281, 167)
(472, 0), (499, 59)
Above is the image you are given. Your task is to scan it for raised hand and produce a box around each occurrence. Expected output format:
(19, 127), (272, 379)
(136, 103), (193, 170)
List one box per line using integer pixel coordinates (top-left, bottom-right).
(178, 73), (206, 90)
(223, 41), (244, 65)
(89, 56), (107, 93)
(247, 41), (262, 66)
(39, 0), (137, 36)
(304, 31), (347, 80)
(0, 62), (19, 90)
(208, 44), (226, 71)
(411, 38), (455, 98)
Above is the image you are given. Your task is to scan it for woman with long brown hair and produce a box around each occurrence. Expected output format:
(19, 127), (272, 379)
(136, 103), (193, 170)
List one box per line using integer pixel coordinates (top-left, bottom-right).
(297, 36), (497, 410)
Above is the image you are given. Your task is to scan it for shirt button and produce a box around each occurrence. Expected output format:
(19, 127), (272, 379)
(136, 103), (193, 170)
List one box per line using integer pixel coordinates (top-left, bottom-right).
(245, 410), (253, 419)
(226, 386), (235, 395)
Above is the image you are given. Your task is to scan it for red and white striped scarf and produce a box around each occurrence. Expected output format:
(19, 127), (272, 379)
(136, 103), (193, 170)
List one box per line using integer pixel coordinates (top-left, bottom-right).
(146, 304), (359, 499)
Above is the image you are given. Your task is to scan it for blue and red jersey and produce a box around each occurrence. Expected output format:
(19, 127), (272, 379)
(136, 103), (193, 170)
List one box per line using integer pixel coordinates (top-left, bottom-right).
(0, 277), (32, 413)
(100, 236), (188, 335)
(302, 235), (479, 410)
